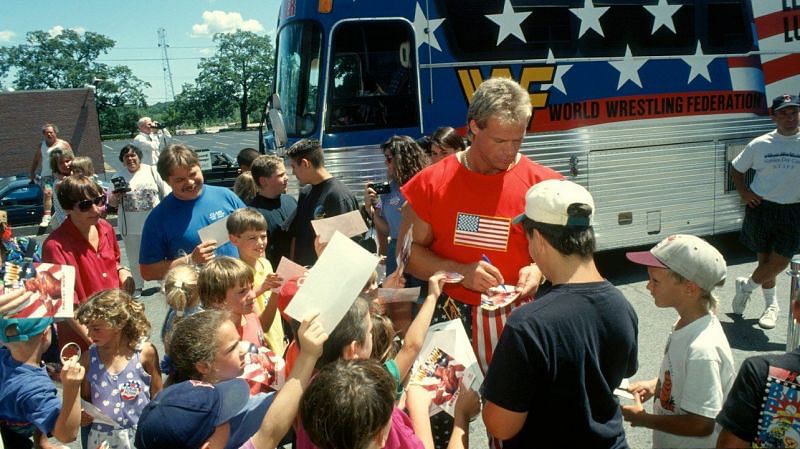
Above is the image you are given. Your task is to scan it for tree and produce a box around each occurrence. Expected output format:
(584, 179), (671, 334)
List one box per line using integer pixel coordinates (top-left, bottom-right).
(196, 30), (274, 129)
(169, 82), (231, 128)
(0, 48), (9, 90)
(2, 29), (150, 134)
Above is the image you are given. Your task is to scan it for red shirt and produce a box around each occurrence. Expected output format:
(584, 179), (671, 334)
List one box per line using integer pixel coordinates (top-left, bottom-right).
(401, 155), (561, 305)
(42, 217), (121, 305)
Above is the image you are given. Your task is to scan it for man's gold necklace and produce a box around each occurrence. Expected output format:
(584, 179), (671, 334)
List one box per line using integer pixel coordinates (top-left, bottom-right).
(462, 149), (517, 173)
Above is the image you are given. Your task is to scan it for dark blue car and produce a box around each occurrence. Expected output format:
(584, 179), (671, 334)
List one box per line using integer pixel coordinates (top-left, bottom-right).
(0, 176), (45, 226)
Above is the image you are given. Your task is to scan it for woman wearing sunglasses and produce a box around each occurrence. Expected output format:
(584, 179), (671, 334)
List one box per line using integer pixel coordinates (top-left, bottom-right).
(42, 174), (134, 353)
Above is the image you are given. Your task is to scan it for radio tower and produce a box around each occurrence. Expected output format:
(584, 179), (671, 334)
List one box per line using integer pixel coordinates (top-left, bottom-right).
(157, 28), (176, 103)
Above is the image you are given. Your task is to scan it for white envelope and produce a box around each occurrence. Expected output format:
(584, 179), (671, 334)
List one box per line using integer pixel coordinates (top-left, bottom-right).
(311, 210), (368, 243)
(272, 257), (308, 293)
(81, 399), (119, 428)
(198, 215), (231, 247)
(284, 232), (379, 333)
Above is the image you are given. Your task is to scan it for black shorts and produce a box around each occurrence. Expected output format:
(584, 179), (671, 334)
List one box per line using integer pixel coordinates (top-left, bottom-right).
(740, 200), (800, 258)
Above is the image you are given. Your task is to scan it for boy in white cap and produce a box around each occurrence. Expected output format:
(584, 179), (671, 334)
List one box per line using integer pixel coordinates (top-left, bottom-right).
(481, 179), (639, 448)
(622, 234), (735, 448)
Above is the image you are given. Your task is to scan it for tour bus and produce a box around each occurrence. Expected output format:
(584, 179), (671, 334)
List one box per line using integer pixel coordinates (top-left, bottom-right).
(261, 0), (800, 250)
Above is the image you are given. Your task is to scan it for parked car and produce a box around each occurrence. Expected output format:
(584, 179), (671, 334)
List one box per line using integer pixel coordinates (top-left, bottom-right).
(0, 176), (45, 226)
(202, 151), (240, 188)
(0, 175), (115, 228)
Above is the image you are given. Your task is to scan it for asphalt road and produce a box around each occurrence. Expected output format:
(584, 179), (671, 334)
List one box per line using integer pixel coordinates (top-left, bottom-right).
(32, 131), (795, 448)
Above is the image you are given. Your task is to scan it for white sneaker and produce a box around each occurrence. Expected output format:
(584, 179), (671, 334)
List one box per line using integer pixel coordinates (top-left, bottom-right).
(758, 306), (779, 330)
(38, 214), (52, 228)
(732, 277), (752, 315)
(133, 288), (142, 299)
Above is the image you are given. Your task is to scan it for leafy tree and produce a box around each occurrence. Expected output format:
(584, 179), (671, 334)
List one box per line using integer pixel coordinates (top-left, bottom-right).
(2, 29), (150, 134)
(169, 82), (233, 128)
(0, 48), (9, 89)
(196, 30), (274, 129)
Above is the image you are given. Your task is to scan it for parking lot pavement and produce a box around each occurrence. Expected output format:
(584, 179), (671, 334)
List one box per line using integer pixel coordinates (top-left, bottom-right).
(102, 130), (260, 176)
(32, 207), (792, 448)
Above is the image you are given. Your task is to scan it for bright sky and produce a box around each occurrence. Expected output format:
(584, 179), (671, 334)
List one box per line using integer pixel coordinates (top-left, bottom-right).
(0, 0), (282, 104)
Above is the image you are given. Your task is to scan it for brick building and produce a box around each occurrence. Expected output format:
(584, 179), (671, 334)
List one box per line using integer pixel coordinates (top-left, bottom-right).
(0, 88), (103, 177)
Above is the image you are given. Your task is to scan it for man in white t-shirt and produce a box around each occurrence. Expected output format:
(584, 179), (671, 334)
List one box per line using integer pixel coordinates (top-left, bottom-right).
(132, 116), (171, 165)
(731, 94), (800, 330)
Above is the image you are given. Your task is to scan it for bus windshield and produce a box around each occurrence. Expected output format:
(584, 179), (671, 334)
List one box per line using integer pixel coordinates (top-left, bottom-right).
(276, 21), (322, 137)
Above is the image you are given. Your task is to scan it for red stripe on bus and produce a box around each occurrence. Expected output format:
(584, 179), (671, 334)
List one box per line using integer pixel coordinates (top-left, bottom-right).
(762, 53), (800, 85)
(727, 55), (761, 68)
(755, 9), (798, 40)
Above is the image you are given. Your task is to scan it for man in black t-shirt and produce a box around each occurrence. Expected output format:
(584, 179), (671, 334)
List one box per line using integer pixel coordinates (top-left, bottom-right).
(481, 179), (639, 449)
(716, 297), (800, 448)
(285, 139), (359, 266)
(249, 155), (297, 268)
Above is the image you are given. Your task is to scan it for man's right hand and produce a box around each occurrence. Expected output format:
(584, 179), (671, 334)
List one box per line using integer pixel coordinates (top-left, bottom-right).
(740, 190), (763, 208)
(462, 260), (504, 292)
(190, 240), (217, 265)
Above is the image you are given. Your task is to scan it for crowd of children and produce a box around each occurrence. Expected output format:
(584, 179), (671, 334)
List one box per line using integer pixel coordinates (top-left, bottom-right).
(1, 131), (797, 449)
(1, 196), (775, 449)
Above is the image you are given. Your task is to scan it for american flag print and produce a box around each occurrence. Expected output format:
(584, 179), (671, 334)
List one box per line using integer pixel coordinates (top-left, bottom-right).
(453, 213), (510, 251)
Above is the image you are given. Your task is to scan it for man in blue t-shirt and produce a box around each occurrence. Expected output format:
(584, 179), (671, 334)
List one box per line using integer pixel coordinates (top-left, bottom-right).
(481, 179), (639, 449)
(140, 144), (245, 281)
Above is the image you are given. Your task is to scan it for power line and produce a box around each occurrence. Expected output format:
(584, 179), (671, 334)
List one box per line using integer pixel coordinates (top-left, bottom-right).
(97, 57), (205, 62)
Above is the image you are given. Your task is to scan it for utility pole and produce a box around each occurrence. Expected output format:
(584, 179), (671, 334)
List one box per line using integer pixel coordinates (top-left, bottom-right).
(157, 28), (176, 103)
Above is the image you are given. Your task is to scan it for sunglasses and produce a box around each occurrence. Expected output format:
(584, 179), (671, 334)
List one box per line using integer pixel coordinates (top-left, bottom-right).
(76, 195), (107, 212)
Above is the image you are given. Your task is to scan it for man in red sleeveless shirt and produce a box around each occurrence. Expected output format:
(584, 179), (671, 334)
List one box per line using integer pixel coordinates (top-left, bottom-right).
(400, 77), (562, 373)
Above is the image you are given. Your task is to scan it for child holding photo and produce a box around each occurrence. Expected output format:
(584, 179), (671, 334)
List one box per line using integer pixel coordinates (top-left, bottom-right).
(622, 235), (735, 448)
(0, 316), (84, 449)
(227, 208), (285, 355)
(371, 272), (446, 400)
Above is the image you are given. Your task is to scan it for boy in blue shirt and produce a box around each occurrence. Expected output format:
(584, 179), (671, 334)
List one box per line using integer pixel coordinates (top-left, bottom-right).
(0, 317), (85, 448)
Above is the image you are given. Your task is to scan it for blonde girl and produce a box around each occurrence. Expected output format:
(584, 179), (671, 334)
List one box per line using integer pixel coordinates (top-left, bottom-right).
(77, 289), (162, 449)
(160, 262), (200, 348)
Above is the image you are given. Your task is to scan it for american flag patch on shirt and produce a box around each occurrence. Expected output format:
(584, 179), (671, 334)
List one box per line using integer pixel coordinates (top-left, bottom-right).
(453, 213), (511, 251)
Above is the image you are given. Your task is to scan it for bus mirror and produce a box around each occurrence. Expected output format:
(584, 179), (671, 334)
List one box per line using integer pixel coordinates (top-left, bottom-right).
(268, 108), (288, 153)
(271, 93), (282, 113)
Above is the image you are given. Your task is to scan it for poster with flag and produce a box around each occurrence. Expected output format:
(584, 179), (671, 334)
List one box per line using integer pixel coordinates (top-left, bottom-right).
(2, 262), (75, 319)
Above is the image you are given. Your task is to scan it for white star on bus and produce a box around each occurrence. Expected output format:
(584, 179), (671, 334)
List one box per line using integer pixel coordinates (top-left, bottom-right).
(486, 0), (531, 45)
